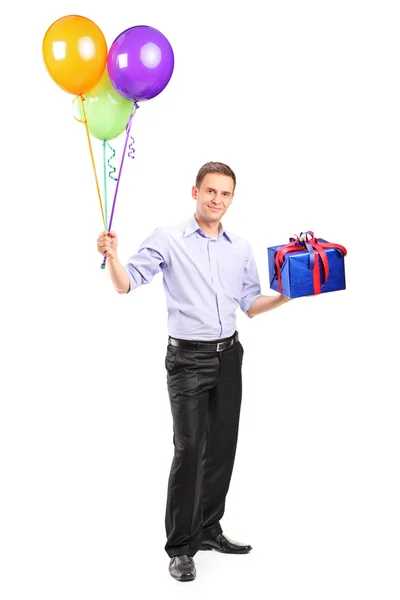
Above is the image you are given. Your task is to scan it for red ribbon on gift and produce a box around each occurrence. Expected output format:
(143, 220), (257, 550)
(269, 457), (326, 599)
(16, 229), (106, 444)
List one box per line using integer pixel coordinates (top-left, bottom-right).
(275, 231), (347, 295)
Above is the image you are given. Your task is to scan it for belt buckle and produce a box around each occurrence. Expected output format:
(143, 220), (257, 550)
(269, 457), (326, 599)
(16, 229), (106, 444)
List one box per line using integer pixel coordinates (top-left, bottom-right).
(216, 342), (224, 352)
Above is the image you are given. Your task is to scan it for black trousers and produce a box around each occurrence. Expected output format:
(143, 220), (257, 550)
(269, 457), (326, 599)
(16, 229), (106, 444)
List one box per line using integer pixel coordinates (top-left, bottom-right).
(164, 331), (244, 558)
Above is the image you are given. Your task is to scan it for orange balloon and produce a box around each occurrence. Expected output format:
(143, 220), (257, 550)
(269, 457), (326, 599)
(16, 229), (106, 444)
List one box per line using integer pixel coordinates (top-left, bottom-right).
(42, 15), (107, 95)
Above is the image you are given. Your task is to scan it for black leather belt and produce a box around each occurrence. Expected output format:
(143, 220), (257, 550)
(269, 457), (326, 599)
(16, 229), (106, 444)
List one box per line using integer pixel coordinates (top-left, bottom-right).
(168, 331), (239, 352)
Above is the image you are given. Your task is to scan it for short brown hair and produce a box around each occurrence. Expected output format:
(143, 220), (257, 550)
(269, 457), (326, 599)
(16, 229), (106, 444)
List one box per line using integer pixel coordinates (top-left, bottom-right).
(195, 162), (236, 190)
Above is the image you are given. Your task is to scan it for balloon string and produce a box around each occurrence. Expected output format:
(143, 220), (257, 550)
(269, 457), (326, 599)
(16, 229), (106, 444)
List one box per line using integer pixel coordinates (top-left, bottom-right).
(100, 142), (118, 261)
(101, 102), (139, 269)
(102, 140), (108, 230)
(80, 95), (106, 229)
(107, 143), (118, 181)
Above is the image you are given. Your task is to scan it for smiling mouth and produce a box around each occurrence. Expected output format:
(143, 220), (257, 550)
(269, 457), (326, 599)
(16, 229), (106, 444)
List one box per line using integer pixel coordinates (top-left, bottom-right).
(208, 206), (221, 210)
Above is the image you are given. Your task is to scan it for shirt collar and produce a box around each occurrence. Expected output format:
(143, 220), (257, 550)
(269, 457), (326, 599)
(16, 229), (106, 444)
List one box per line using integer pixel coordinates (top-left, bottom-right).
(183, 213), (233, 242)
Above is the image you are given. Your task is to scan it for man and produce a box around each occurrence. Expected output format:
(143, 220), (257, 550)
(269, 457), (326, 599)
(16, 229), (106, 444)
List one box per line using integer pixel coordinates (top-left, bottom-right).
(97, 162), (291, 582)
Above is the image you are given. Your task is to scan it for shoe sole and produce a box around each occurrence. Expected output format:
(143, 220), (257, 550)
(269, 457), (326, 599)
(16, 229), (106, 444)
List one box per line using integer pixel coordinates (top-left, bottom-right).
(170, 574), (196, 582)
(199, 544), (251, 553)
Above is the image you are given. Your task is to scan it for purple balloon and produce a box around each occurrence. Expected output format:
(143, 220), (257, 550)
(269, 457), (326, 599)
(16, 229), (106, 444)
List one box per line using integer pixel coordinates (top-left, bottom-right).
(107, 26), (174, 102)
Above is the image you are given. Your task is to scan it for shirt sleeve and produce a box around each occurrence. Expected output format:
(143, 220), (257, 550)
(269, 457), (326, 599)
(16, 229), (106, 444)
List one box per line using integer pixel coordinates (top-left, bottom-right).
(240, 243), (263, 317)
(124, 228), (167, 293)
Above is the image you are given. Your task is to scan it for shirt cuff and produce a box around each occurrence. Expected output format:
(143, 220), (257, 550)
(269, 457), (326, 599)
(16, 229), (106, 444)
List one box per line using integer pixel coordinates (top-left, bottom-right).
(124, 265), (136, 293)
(241, 292), (263, 318)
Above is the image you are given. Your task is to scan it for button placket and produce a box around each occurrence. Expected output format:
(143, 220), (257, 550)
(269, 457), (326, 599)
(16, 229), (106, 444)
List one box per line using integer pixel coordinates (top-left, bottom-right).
(208, 238), (223, 336)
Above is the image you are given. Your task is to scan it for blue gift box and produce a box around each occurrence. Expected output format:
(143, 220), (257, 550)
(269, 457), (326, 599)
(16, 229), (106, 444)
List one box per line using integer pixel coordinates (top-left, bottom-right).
(267, 236), (346, 299)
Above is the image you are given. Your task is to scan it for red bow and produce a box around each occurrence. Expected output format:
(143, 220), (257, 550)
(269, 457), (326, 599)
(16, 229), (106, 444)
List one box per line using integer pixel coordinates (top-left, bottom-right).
(275, 231), (347, 295)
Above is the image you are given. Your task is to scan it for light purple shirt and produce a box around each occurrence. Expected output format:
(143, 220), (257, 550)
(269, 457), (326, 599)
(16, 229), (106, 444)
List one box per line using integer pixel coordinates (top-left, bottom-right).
(124, 213), (262, 340)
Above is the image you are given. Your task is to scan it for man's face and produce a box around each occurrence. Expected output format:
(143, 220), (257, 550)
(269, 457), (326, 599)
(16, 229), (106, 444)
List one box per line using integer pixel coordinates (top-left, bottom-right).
(192, 173), (235, 223)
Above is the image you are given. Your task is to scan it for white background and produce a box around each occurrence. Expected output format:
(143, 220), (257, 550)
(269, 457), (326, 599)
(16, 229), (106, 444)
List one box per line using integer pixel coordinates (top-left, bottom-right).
(1, 1), (399, 598)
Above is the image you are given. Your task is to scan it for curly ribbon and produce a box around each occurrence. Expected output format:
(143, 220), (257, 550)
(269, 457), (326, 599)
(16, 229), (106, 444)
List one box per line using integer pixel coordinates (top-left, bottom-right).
(72, 96), (85, 124)
(101, 101), (139, 269)
(128, 135), (135, 158)
(107, 143), (118, 181)
(126, 102), (139, 161)
(79, 96), (106, 230)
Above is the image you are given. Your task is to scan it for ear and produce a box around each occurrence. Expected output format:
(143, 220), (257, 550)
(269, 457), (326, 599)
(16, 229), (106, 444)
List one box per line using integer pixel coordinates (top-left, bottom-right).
(191, 185), (198, 200)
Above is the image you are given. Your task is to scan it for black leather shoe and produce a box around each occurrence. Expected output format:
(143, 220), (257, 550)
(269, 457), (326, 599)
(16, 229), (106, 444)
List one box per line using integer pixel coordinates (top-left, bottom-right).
(169, 554), (196, 581)
(200, 533), (253, 554)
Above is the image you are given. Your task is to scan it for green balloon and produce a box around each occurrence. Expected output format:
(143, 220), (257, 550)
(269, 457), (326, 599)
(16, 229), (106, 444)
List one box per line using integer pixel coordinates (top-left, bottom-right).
(73, 69), (134, 141)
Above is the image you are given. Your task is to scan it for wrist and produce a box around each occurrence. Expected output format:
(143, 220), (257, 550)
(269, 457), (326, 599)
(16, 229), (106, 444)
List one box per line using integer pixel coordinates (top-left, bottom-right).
(106, 254), (120, 267)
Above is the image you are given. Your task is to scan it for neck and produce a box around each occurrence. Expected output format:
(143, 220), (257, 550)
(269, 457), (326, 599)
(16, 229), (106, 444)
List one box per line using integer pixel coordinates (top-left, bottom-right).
(194, 211), (221, 237)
